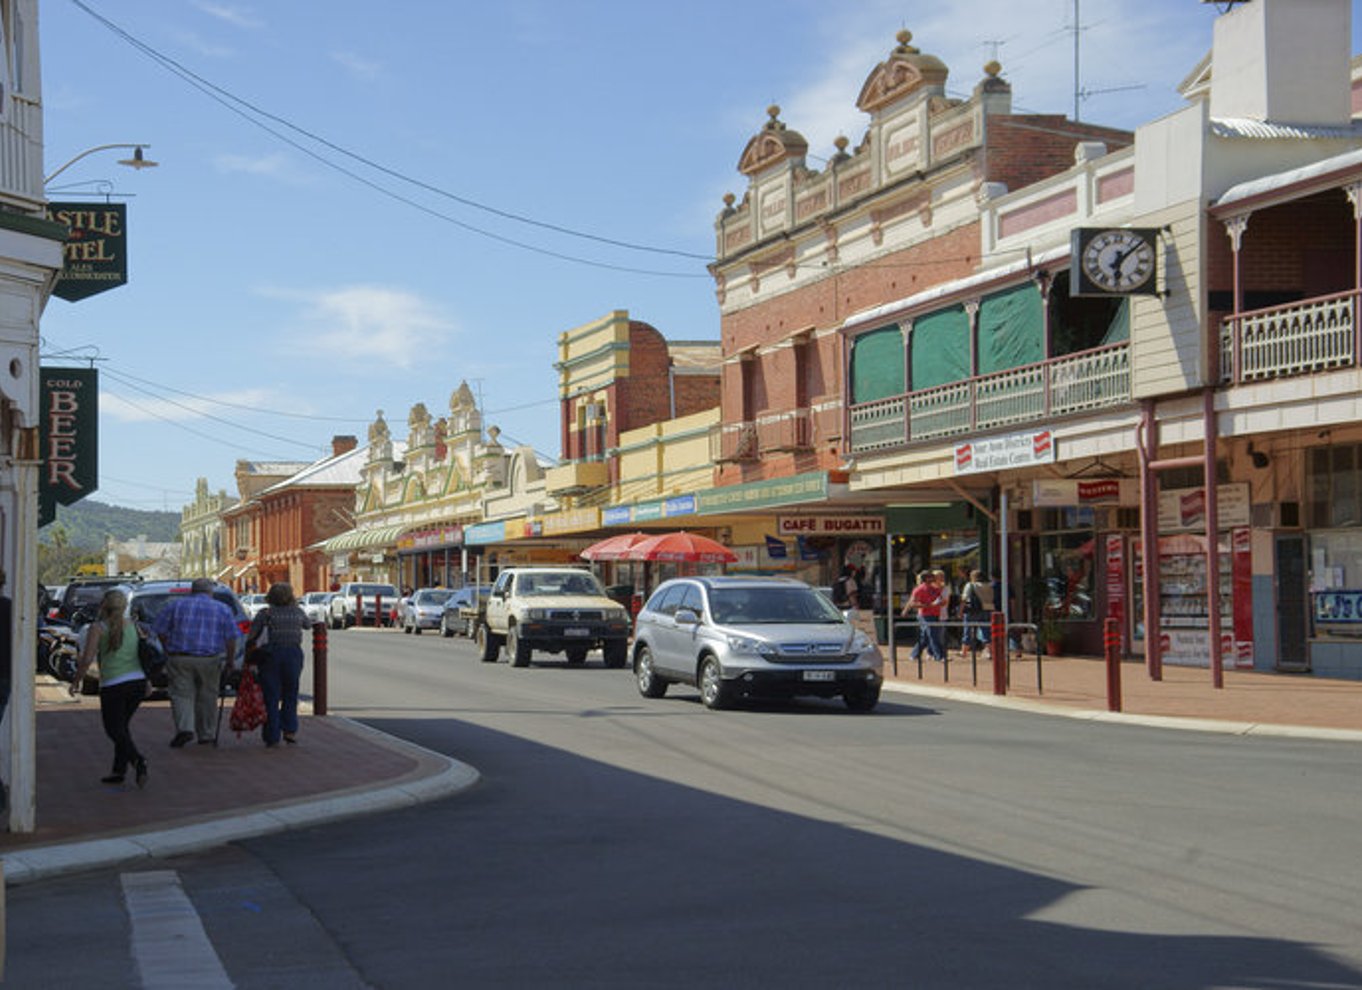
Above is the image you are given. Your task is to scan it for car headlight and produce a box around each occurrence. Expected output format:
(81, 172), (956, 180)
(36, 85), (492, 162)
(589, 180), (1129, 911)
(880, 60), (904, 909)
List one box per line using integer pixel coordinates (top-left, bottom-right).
(850, 630), (875, 653)
(525, 609), (546, 620)
(725, 633), (765, 655)
(607, 607), (628, 622)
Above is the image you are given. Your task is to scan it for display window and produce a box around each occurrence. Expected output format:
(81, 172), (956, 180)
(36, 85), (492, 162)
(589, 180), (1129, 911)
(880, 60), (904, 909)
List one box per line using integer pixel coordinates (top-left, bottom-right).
(1308, 529), (1362, 637)
(1034, 519), (1095, 622)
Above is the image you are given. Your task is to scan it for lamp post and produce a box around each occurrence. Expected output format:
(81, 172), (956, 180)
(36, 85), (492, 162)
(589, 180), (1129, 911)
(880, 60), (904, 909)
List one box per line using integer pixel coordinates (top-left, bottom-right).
(44, 143), (157, 186)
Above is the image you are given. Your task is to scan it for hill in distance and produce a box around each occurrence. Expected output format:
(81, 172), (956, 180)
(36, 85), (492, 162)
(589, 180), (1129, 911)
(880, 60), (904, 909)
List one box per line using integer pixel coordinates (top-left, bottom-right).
(39, 499), (180, 549)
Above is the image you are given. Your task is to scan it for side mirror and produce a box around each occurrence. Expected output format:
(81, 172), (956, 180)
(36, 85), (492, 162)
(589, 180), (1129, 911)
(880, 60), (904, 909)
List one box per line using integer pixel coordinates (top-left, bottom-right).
(674, 607), (700, 626)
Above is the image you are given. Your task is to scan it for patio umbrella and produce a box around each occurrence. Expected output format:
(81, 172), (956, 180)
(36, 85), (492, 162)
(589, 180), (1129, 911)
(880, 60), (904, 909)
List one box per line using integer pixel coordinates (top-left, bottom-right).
(626, 531), (737, 563)
(579, 531), (652, 561)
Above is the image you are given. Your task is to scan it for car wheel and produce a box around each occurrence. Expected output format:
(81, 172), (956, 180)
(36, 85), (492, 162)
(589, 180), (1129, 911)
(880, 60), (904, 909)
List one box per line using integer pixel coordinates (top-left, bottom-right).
(602, 640), (627, 669)
(507, 624), (532, 667)
(635, 645), (667, 698)
(565, 646), (588, 665)
(413, 625), (422, 635)
(403, 620), (413, 635)
(475, 623), (500, 662)
(699, 655), (734, 710)
(844, 683), (881, 713)
(441, 617), (455, 638)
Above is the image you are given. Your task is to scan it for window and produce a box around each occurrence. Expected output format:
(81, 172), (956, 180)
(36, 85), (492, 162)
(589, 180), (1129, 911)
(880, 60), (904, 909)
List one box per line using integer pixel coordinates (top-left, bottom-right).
(1034, 529), (1095, 621)
(1050, 271), (1129, 357)
(1308, 444), (1362, 528)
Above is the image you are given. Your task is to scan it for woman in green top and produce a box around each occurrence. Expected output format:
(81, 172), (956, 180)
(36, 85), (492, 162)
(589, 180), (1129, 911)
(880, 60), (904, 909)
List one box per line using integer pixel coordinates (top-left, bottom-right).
(71, 588), (148, 787)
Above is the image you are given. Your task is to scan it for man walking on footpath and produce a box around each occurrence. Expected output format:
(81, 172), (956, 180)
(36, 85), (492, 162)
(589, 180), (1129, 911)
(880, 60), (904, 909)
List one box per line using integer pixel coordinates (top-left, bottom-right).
(152, 578), (240, 747)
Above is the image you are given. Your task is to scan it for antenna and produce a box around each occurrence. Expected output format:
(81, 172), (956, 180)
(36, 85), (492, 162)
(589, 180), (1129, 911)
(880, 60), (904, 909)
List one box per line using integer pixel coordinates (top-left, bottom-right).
(1071, 0), (1083, 121)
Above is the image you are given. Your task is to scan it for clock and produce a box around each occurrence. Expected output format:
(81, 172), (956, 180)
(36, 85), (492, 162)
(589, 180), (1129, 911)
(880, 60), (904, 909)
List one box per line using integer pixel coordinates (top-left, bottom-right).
(1070, 227), (1160, 296)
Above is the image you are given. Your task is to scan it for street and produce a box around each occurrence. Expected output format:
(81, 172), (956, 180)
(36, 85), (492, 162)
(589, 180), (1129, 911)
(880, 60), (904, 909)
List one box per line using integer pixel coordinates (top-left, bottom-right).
(7, 630), (1362, 988)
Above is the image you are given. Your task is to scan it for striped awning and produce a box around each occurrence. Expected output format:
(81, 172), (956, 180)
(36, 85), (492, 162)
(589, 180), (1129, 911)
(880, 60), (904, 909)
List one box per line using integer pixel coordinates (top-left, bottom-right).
(322, 523), (408, 553)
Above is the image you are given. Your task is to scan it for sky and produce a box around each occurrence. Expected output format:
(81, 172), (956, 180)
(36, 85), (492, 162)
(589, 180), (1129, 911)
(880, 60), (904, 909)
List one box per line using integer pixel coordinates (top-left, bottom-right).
(35, 0), (1362, 513)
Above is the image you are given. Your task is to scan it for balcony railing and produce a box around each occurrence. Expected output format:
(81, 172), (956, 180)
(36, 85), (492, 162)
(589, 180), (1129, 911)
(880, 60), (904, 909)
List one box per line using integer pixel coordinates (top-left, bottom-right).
(711, 422), (759, 462)
(847, 342), (1131, 453)
(1219, 290), (1358, 383)
(757, 412), (812, 452)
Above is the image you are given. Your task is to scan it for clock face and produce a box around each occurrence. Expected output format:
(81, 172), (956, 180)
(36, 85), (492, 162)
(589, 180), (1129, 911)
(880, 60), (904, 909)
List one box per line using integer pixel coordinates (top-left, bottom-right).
(1080, 229), (1155, 293)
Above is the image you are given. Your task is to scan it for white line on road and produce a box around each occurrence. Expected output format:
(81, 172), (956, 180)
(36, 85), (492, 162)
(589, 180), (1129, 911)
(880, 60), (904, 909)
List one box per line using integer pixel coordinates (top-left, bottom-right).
(121, 870), (233, 989)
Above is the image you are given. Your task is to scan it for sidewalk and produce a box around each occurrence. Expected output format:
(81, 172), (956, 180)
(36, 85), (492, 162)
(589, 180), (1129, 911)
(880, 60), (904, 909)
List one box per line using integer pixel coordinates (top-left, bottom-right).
(4, 655), (1360, 885)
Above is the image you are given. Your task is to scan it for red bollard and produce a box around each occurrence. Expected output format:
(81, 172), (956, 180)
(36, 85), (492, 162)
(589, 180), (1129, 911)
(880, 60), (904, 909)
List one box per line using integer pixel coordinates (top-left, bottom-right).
(990, 611), (1007, 696)
(1104, 617), (1122, 712)
(312, 621), (328, 716)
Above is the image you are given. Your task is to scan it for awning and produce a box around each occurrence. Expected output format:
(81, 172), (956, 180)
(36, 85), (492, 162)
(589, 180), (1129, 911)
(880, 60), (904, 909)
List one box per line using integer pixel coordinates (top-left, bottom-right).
(322, 523), (408, 553)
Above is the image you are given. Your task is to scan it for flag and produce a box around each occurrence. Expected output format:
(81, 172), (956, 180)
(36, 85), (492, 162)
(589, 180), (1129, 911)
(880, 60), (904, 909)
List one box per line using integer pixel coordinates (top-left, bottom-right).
(764, 534), (788, 559)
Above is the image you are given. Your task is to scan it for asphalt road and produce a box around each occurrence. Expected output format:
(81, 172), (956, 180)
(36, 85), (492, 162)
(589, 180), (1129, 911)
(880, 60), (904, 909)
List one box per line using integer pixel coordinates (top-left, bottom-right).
(7, 628), (1362, 989)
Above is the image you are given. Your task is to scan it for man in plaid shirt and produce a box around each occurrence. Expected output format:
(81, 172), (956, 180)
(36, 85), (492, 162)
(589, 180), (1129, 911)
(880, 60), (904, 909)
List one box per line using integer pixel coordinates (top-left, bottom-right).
(152, 578), (240, 747)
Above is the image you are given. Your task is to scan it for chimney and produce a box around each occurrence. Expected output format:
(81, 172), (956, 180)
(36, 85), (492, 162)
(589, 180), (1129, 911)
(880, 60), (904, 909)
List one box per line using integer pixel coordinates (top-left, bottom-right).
(1209, 0), (1351, 127)
(332, 435), (359, 457)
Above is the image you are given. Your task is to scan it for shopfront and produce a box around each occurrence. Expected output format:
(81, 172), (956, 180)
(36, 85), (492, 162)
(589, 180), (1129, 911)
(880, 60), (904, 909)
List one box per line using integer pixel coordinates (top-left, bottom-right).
(1303, 440), (1362, 678)
(396, 525), (465, 591)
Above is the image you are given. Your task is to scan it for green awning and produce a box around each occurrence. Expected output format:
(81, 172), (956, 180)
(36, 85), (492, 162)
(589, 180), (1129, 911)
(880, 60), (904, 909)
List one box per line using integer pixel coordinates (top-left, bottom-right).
(322, 523), (408, 553)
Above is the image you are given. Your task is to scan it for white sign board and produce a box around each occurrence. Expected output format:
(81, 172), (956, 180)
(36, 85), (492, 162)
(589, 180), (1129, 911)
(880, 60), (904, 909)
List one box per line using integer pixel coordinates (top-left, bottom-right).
(955, 430), (1055, 475)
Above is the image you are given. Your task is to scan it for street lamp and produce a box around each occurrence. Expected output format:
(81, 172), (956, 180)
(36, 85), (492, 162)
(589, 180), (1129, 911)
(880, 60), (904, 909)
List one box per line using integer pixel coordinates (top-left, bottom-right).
(44, 143), (158, 186)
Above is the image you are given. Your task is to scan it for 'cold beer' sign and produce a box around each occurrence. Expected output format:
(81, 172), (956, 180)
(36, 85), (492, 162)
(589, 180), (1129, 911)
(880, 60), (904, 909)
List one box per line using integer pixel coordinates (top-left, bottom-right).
(39, 368), (98, 526)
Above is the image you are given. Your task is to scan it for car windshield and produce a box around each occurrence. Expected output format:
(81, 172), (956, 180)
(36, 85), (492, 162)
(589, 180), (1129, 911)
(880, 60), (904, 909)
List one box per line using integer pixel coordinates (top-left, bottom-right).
(352, 585), (397, 597)
(707, 586), (847, 625)
(415, 590), (454, 605)
(518, 574), (602, 596)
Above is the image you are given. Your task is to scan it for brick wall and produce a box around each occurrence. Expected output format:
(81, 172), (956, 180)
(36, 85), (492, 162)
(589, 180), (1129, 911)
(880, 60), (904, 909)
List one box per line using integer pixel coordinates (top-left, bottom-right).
(984, 116), (1133, 191)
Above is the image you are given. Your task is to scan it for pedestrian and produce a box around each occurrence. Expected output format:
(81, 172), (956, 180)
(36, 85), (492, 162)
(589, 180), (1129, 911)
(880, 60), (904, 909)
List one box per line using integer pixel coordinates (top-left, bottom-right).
(246, 582), (310, 748)
(152, 577), (239, 748)
(830, 564), (859, 615)
(960, 568), (995, 658)
(901, 570), (946, 662)
(70, 588), (149, 787)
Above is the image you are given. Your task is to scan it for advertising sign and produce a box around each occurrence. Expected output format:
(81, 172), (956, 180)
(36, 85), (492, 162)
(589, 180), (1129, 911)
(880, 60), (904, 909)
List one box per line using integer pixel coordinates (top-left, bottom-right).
(777, 515), (885, 536)
(39, 367), (98, 526)
(1156, 484), (1250, 531)
(955, 429), (1055, 475)
(1104, 534), (1125, 650)
(47, 202), (128, 302)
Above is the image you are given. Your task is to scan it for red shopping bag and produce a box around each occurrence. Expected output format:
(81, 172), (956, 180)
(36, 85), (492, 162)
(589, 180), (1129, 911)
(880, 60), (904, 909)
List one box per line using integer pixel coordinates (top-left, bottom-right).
(230, 665), (266, 735)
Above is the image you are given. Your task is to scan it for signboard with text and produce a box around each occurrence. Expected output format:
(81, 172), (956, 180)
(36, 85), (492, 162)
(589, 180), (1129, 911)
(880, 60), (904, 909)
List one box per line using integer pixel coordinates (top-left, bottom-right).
(955, 430), (1054, 475)
(47, 202), (128, 302)
(39, 367), (99, 526)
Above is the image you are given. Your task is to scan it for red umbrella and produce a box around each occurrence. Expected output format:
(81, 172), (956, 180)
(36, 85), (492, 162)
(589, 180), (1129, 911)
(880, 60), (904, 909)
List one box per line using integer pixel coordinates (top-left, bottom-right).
(579, 531), (653, 561)
(626, 531), (737, 563)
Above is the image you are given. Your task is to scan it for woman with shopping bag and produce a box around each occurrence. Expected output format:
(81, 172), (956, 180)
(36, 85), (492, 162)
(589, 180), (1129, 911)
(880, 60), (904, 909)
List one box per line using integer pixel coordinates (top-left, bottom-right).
(243, 582), (310, 748)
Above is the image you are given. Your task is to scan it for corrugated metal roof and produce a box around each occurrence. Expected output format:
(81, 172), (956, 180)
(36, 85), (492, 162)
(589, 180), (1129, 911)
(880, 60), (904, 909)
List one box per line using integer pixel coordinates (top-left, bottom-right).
(1209, 117), (1362, 140)
(1215, 147), (1362, 210)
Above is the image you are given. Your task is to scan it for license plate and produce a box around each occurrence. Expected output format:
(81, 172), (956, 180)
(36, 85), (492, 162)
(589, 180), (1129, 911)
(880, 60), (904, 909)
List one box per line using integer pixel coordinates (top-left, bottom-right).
(565, 627), (589, 637)
(802, 670), (835, 682)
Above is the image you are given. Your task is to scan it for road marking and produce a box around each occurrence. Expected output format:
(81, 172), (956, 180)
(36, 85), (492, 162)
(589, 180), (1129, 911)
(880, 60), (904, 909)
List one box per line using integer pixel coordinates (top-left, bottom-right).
(121, 871), (233, 989)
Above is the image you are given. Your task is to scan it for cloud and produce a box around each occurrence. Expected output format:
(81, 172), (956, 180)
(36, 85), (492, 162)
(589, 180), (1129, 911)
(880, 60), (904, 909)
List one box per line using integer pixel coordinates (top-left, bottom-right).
(192, 1), (264, 30)
(213, 151), (296, 178)
(272, 285), (458, 370)
(166, 28), (236, 59)
(330, 50), (382, 80)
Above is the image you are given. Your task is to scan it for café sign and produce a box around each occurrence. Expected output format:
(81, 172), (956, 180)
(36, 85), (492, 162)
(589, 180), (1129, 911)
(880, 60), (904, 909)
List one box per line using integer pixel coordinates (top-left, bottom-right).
(39, 367), (98, 526)
(776, 515), (885, 536)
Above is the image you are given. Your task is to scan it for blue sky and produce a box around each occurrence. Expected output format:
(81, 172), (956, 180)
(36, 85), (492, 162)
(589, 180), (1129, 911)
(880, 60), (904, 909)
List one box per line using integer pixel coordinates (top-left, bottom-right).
(36, 1), (1359, 512)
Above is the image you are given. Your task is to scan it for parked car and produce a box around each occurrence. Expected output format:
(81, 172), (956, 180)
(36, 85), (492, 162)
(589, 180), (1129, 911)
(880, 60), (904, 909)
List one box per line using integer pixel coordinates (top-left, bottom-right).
(329, 582), (400, 628)
(477, 567), (631, 667)
(631, 575), (884, 712)
(439, 585), (492, 638)
(299, 591), (333, 626)
(53, 575), (142, 624)
(400, 588), (455, 634)
(239, 593), (268, 619)
(125, 580), (251, 694)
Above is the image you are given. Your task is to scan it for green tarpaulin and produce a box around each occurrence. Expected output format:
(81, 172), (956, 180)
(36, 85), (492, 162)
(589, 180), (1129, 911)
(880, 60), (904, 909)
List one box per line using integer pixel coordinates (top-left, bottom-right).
(850, 325), (905, 403)
(978, 282), (1043, 373)
(910, 306), (970, 389)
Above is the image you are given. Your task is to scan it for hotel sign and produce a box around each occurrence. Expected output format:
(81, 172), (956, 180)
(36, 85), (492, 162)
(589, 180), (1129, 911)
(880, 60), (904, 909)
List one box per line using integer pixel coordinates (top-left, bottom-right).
(47, 202), (129, 302)
(39, 367), (99, 526)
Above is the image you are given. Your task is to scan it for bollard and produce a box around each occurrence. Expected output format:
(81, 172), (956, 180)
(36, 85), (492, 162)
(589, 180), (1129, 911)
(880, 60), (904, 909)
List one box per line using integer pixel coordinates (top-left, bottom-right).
(312, 621), (328, 716)
(1104, 616), (1122, 712)
(990, 611), (1006, 696)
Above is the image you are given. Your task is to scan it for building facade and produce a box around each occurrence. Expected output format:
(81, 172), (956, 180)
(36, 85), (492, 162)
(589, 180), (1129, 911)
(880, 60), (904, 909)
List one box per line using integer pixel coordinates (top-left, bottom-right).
(179, 478), (235, 580)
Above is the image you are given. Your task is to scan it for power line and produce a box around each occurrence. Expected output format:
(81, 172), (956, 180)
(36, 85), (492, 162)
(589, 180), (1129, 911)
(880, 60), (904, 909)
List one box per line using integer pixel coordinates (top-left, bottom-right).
(68, 0), (713, 278)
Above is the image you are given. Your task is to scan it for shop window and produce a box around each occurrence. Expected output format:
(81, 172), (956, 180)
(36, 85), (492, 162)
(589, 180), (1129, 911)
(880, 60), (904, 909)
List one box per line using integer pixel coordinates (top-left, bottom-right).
(1307, 528), (1362, 638)
(1308, 443), (1362, 528)
(1034, 530), (1095, 621)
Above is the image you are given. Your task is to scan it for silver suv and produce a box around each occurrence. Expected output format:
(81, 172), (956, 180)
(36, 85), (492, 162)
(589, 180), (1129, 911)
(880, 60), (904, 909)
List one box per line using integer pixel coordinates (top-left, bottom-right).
(631, 576), (883, 711)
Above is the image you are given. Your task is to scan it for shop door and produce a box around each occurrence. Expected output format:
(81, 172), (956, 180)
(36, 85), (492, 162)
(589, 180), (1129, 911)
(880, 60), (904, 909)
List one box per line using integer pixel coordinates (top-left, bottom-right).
(1275, 534), (1309, 671)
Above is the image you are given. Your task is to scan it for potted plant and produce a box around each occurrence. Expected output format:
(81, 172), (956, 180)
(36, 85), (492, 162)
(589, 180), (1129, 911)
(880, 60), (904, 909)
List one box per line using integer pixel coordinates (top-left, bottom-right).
(1023, 576), (1064, 655)
(1037, 611), (1065, 655)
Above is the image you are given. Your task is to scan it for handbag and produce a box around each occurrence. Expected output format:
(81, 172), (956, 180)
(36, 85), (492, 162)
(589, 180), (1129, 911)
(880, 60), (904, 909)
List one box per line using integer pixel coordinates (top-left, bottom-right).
(136, 624), (167, 679)
(245, 615), (271, 666)
(230, 665), (266, 735)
